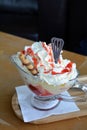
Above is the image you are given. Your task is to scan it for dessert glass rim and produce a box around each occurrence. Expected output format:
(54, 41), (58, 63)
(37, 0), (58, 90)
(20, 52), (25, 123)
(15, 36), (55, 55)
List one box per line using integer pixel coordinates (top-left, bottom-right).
(11, 54), (79, 81)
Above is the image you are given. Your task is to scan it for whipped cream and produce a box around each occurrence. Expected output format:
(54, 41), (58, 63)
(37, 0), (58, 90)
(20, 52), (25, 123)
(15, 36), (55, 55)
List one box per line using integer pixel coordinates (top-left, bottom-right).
(18, 41), (78, 86)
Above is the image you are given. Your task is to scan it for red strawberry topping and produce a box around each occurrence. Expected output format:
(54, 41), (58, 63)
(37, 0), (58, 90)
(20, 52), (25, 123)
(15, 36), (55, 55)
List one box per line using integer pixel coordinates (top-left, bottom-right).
(51, 62), (73, 75)
(27, 48), (34, 56)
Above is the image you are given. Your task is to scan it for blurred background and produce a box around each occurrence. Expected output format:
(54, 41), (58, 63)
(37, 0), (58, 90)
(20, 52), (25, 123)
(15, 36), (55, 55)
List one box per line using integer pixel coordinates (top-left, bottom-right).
(0, 0), (87, 55)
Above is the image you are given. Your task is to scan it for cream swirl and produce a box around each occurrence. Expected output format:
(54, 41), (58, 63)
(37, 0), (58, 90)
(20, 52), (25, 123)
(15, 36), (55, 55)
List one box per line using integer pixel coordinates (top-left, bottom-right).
(19, 41), (78, 86)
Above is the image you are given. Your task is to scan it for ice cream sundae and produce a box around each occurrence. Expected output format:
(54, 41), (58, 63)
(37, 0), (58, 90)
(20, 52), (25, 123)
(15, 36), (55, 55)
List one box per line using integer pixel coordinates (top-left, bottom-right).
(12, 40), (78, 97)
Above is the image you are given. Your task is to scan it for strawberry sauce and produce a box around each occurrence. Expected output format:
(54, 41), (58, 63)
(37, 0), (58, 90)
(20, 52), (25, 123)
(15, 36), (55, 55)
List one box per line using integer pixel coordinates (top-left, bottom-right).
(28, 84), (52, 96)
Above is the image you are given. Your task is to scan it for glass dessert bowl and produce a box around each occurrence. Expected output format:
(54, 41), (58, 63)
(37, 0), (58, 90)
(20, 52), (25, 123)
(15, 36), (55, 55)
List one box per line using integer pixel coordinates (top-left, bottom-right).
(11, 39), (81, 110)
(11, 54), (78, 110)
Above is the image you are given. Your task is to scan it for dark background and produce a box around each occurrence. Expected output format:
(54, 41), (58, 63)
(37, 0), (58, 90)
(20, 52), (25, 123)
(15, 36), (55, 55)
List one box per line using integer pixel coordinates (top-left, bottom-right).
(0, 0), (87, 55)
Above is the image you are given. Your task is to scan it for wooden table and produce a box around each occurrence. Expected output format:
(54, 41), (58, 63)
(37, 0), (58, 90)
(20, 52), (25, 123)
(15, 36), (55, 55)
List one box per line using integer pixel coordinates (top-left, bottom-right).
(0, 32), (87, 130)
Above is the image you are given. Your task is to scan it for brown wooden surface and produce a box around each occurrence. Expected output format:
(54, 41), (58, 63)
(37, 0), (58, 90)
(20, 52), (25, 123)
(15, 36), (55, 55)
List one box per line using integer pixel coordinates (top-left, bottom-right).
(0, 32), (87, 129)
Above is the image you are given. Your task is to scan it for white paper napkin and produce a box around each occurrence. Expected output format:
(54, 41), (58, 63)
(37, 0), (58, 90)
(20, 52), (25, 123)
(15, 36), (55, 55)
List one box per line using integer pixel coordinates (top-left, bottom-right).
(16, 85), (80, 122)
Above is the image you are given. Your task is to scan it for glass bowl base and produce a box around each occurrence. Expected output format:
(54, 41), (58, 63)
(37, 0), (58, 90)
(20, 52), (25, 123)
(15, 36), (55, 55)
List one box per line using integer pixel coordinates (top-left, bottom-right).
(31, 95), (60, 110)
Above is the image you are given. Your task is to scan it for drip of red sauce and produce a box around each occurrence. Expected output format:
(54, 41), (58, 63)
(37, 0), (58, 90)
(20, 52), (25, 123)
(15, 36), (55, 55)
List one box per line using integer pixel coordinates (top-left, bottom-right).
(32, 57), (38, 68)
(66, 62), (73, 68)
(27, 48), (34, 56)
(51, 62), (73, 75)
